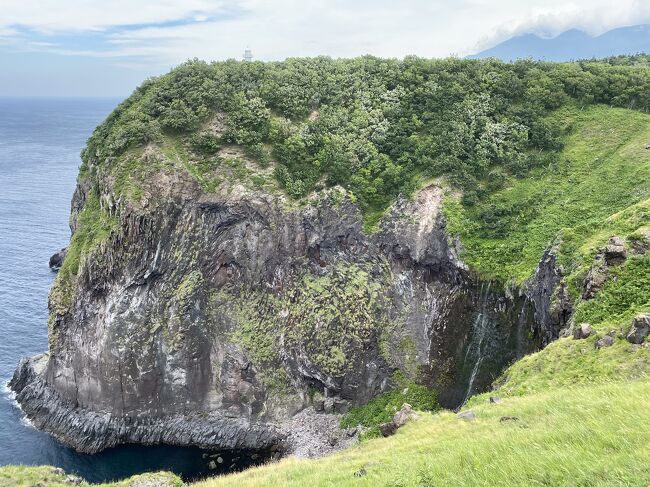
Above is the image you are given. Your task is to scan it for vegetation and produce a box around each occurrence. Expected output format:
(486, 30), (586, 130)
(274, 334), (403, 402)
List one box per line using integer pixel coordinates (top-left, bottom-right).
(0, 467), (182, 487)
(81, 56), (650, 229)
(191, 380), (650, 487)
(341, 374), (439, 439)
(11, 55), (648, 486)
(444, 104), (650, 286)
(227, 263), (396, 390)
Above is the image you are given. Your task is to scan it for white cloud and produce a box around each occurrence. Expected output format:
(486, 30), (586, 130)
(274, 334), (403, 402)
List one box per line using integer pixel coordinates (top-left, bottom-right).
(0, 0), (647, 64)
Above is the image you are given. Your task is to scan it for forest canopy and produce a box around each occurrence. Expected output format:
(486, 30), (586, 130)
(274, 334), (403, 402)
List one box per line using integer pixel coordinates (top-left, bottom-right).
(81, 55), (650, 221)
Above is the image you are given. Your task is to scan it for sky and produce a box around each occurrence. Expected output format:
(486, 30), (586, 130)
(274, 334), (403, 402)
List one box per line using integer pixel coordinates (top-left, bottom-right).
(1, 0), (649, 97)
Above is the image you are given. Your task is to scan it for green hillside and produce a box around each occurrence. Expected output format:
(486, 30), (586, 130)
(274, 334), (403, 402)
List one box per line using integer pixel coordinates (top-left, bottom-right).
(2, 57), (649, 486)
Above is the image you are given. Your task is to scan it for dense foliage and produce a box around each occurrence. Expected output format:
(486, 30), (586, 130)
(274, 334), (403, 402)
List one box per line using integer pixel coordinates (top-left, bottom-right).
(81, 56), (650, 224)
(341, 374), (439, 439)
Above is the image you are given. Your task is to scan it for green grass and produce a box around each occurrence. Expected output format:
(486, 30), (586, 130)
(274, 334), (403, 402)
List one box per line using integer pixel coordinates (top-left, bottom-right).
(49, 189), (118, 315)
(340, 376), (439, 440)
(193, 379), (650, 487)
(0, 466), (182, 487)
(444, 105), (650, 288)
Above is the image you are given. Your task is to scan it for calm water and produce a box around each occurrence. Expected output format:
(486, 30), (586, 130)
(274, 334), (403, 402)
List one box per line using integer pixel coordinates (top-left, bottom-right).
(0, 98), (251, 482)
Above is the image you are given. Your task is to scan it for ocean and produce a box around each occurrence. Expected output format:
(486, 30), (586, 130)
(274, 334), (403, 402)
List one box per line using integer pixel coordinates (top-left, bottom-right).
(0, 97), (245, 483)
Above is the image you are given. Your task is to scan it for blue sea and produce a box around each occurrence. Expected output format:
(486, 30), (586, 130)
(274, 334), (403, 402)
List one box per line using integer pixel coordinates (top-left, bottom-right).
(0, 98), (248, 483)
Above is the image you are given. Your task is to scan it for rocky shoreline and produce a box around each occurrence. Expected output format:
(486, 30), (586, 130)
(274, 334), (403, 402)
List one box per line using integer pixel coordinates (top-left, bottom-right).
(10, 355), (283, 455)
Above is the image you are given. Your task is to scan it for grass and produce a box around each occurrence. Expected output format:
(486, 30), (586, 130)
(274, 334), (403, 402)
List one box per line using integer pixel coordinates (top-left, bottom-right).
(0, 467), (182, 487)
(191, 379), (650, 487)
(340, 376), (439, 440)
(444, 105), (650, 288)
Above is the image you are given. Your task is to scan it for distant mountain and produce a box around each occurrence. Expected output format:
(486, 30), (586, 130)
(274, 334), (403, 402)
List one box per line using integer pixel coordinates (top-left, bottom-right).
(469, 24), (650, 61)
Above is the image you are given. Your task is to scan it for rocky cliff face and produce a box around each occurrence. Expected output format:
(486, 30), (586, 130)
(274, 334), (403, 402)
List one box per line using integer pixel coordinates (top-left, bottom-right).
(11, 160), (569, 454)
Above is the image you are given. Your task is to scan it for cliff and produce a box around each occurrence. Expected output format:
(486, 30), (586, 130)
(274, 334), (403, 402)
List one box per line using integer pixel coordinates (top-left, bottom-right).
(11, 57), (649, 456)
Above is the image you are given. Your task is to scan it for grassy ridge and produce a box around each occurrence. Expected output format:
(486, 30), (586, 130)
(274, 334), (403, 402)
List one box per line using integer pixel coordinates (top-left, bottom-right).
(444, 105), (650, 287)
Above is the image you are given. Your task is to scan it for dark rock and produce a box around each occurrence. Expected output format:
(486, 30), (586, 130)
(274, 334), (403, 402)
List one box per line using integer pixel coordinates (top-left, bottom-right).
(323, 398), (335, 414)
(573, 323), (593, 340)
(582, 261), (607, 300)
(489, 396), (501, 404)
(346, 427), (358, 437)
(378, 421), (397, 437)
(313, 399), (325, 413)
(13, 176), (568, 453)
(64, 475), (83, 485)
(9, 356), (283, 454)
(499, 416), (519, 422)
(333, 399), (350, 414)
(595, 335), (614, 349)
(48, 248), (67, 271)
(457, 410), (476, 421)
(354, 468), (367, 477)
(626, 313), (650, 344)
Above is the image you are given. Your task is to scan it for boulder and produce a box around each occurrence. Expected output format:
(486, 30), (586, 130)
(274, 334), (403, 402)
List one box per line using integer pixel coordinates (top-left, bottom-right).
(457, 410), (476, 421)
(48, 248), (67, 271)
(626, 313), (650, 344)
(489, 396), (502, 404)
(595, 335), (614, 349)
(392, 403), (415, 428)
(604, 236), (626, 265)
(333, 399), (350, 414)
(378, 421), (397, 437)
(573, 323), (593, 340)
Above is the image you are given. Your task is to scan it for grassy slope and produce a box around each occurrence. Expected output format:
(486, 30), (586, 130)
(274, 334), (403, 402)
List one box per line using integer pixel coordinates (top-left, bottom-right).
(444, 105), (650, 288)
(195, 381), (650, 487)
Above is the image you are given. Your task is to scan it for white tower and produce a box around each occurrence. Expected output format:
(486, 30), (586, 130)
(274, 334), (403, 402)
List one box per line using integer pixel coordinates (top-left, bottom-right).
(243, 47), (253, 62)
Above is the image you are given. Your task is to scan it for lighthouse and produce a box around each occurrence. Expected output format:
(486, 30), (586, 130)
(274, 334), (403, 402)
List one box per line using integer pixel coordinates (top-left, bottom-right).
(243, 47), (253, 62)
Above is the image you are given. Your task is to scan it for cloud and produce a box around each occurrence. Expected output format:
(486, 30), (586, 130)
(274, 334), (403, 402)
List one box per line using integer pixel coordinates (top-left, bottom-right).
(0, 0), (647, 65)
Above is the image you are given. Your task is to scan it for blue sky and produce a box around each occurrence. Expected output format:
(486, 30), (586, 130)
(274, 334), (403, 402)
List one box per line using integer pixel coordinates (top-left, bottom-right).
(1, 0), (648, 97)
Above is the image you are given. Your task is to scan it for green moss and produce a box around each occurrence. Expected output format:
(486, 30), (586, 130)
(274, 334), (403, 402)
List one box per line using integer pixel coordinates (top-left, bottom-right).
(49, 189), (118, 315)
(226, 263), (398, 391)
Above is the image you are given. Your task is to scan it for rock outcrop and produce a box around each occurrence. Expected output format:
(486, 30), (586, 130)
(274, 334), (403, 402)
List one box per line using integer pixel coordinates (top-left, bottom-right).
(48, 248), (67, 271)
(11, 162), (570, 454)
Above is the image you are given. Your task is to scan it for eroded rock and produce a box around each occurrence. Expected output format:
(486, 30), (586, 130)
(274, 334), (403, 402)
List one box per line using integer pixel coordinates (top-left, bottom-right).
(573, 323), (593, 340)
(627, 313), (650, 344)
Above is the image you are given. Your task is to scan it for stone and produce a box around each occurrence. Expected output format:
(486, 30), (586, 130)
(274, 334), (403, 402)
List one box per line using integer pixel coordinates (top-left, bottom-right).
(216, 456), (224, 464)
(573, 323), (593, 340)
(457, 410), (476, 421)
(499, 416), (519, 422)
(354, 468), (367, 477)
(392, 403), (415, 428)
(333, 399), (350, 414)
(64, 475), (83, 485)
(346, 427), (358, 437)
(595, 335), (614, 349)
(49, 467), (65, 476)
(378, 421), (397, 437)
(604, 236), (626, 265)
(323, 398), (335, 414)
(313, 399), (325, 413)
(627, 313), (650, 344)
(582, 263), (607, 300)
(208, 460), (217, 469)
(48, 248), (67, 271)
(489, 396), (501, 404)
